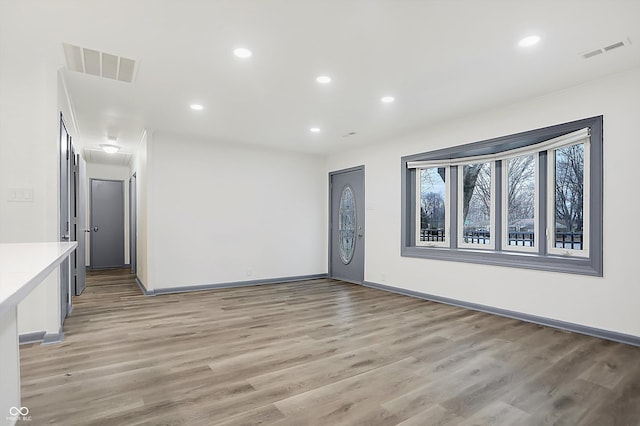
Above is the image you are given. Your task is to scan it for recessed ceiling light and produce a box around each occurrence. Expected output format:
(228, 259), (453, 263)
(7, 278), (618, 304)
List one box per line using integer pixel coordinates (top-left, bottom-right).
(233, 47), (252, 58)
(316, 75), (332, 84)
(309, 127), (321, 133)
(100, 144), (119, 154)
(518, 35), (541, 48)
(190, 104), (204, 111)
(381, 96), (395, 103)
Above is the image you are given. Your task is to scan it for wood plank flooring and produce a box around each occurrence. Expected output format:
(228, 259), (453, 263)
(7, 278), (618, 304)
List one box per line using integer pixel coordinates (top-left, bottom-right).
(18, 269), (640, 425)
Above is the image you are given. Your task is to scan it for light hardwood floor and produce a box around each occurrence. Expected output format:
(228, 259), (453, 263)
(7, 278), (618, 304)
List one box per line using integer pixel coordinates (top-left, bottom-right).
(19, 269), (640, 425)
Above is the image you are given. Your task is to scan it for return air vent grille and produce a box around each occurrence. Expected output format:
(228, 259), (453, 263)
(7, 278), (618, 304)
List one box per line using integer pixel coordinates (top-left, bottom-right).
(603, 41), (625, 52)
(582, 38), (631, 59)
(583, 49), (603, 59)
(63, 43), (137, 83)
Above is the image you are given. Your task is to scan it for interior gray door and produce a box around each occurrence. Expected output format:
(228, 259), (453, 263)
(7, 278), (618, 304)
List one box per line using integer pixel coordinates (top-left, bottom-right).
(73, 150), (87, 295)
(129, 174), (137, 274)
(90, 179), (125, 269)
(59, 115), (71, 322)
(330, 166), (365, 283)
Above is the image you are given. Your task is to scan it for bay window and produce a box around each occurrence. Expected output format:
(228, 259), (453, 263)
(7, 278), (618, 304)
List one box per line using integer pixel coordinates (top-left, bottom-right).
(401, 116), (602, 276)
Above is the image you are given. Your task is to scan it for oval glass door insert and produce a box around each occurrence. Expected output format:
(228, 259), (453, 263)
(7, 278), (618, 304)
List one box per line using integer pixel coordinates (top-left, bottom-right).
(338, 185), (357, 264)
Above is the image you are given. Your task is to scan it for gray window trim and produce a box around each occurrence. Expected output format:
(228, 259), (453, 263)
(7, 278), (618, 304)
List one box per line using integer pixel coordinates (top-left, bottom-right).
(401, 116), (603, 276)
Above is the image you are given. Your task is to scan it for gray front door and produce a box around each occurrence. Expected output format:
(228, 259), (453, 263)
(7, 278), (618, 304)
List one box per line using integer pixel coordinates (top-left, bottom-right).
(330, 166), (365, 283)
(90, 179), (125, 269)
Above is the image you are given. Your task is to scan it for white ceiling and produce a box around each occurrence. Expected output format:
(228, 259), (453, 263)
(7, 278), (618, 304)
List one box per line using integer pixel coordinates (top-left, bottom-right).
(8, 0), (640, 162)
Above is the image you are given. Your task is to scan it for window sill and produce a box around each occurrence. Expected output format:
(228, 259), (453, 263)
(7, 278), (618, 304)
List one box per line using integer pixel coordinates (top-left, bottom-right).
(401, 245), (602, 276)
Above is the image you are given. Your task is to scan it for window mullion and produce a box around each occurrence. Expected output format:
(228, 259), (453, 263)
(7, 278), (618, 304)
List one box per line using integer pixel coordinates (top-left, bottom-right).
(494, 160), (502, 252)
(450, 165), (458, 249)
(539, 150), (548, 255)
(408, 168), (417, 246)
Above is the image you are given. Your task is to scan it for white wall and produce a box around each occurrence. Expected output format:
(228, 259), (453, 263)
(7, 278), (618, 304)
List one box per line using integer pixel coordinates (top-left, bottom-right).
(0, 17), (64, 340)
(14, 74), (69, 337)
(145, 133), (327, 290)
(0, 5), (63, 416)
(85, 162), (131, 266)
(326, 67), (640, 338)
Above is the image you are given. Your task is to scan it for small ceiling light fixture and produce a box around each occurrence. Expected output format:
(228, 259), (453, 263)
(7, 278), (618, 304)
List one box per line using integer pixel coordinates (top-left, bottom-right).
(381, 96), (395, 103)
(100, 144), (120, 154)
(233, 47), (252, 58)
(309, 127), (321, 133)
(190, 104), (204, 111)
(316, 75), (332, 84)
(518, 35), (541, 48)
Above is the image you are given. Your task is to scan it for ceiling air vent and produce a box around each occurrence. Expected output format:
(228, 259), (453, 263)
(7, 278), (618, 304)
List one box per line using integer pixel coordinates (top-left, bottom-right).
(604, 41), (625, 52)
(582, 49), (603, 59)
(582, 38), (631, 59)
(63, 43), (137, 83)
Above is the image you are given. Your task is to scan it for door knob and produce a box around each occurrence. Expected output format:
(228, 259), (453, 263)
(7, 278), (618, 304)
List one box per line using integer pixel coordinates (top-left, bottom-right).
(92, 226), (99, 232)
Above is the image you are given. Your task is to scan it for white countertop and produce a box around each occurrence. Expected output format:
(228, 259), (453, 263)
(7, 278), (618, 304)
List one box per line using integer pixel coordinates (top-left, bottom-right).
(0, 242), (77, 317)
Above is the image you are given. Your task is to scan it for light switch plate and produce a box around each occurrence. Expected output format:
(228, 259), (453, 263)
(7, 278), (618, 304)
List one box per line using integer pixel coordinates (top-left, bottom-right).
(7, 188), (34, 202)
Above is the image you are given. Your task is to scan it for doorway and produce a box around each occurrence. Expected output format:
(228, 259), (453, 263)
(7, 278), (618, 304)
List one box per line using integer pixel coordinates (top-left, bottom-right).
(129, 173), (137, 274)
(60, 114), (88, 320)
(59, 115), (71, 321)
(329, 166), (365, 284)
(90, 179), (125, 269)
(72, 148), (87, 295)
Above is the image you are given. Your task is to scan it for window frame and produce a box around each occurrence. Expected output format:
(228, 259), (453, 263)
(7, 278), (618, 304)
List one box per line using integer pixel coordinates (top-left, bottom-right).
(501, 152), (539, 254)
(457, 161), (495, 250)
(400, 116), (603, 276)
(416, 166), (450, 248)
(547, 139), (590, 258)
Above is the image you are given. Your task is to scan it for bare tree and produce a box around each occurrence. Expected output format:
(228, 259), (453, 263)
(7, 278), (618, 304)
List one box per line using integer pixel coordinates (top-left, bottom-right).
(461, 164), (491, 229)
(420, 168), (446, 230)
(427, 145), (584, 238)
(554, 144), (584, 232)
(462, 164), (484, 222)
(506, 155), (536, 227)
(421, 192), (445, 230)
